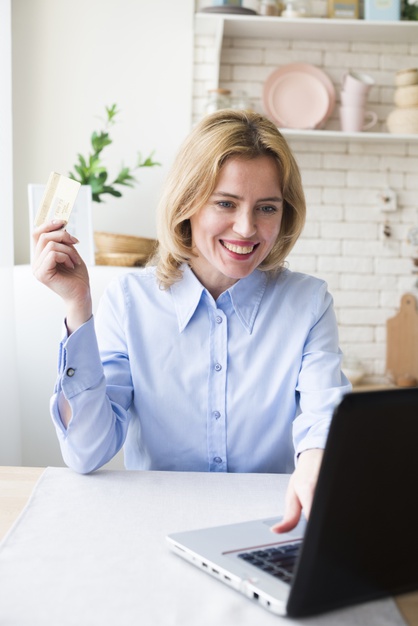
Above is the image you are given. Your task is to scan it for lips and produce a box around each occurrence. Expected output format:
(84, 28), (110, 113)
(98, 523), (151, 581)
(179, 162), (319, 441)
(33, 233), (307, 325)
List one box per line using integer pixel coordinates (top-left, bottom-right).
(221, 240), (258, 255)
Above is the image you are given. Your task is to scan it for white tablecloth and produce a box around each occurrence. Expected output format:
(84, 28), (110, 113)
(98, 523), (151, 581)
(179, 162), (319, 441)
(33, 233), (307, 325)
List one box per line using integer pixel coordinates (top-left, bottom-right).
(0, 468), (406, 626)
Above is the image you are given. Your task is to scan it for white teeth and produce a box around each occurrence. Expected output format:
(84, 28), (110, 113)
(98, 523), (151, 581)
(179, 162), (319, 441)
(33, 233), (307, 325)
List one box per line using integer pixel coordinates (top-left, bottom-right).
(222, 241), (254, 254)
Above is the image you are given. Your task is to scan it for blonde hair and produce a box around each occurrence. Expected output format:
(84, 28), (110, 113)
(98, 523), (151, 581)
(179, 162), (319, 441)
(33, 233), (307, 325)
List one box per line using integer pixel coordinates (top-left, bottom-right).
(152, 109), (306, 288)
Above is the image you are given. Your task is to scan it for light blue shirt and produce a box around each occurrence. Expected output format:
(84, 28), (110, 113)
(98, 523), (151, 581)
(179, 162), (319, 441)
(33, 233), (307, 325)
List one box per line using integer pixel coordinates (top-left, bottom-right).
(51, 265), (351, 474)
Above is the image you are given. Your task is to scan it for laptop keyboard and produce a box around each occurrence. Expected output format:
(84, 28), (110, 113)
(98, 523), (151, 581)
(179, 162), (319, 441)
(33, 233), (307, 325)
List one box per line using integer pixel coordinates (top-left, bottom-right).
(237, 541), (301, 584)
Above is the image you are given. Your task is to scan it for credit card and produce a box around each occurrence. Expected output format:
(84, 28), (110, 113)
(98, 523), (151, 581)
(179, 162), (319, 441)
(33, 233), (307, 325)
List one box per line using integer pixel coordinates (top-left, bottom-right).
(34, 172), (81, 226)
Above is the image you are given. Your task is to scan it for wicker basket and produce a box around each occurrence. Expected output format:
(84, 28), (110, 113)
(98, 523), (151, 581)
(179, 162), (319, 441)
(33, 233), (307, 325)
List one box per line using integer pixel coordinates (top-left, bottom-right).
(95, 252), (151, 267)
(94, 232), (157, 266)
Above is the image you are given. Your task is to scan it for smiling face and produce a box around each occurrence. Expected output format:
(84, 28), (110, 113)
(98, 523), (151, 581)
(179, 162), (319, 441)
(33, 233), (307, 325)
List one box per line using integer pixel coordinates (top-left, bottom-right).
(189, 155), (283, 299)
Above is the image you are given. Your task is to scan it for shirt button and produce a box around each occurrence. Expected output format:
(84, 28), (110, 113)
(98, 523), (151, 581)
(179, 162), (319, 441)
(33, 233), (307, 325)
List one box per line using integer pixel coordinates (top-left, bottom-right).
(215, 315), (222, 324)
(214, 363), (222, 372)
(66, 368), (75, 377)
(213, 457), (223, 464)
(213, 411), (221, 420)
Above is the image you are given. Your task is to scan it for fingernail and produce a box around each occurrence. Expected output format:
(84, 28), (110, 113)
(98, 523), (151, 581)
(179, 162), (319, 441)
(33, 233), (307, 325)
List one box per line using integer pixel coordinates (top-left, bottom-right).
(70, 235), (79, 244)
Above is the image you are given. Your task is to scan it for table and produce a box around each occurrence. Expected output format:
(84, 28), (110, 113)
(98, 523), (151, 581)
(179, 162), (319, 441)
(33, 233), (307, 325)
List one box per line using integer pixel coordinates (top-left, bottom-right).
(0, 466), (417, 625)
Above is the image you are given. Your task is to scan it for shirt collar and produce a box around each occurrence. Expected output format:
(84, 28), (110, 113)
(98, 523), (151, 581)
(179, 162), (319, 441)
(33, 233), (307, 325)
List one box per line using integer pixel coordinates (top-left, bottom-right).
(170, 265), (268, 334)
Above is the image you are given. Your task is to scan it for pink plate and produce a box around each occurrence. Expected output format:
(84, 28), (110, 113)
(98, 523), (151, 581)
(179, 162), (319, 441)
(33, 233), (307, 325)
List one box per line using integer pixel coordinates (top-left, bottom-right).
(263, 63), (336, 130)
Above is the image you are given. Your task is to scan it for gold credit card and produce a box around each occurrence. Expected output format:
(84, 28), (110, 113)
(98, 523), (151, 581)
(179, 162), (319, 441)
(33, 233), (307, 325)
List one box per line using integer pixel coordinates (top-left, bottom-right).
(34, 172), (81, 226)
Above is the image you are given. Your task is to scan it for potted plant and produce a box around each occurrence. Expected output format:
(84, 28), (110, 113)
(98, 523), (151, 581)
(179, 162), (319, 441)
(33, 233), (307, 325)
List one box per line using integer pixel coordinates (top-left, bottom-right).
(402, 0), (418, 18)
(69, 104), (160, 265)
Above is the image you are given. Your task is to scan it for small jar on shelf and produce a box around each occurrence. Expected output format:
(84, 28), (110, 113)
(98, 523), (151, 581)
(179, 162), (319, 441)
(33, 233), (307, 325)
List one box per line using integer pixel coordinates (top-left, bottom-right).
(281, 0), (310, 16)
(230, 90), (253, 111)
(205, 89), (232, 115)
(258, 0), (281, 15)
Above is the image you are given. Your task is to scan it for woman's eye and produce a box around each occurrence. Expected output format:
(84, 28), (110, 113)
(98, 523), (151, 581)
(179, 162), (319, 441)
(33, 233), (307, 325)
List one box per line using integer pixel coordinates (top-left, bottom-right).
(217, 201), (234, 209)
(258, 205), (277, 214)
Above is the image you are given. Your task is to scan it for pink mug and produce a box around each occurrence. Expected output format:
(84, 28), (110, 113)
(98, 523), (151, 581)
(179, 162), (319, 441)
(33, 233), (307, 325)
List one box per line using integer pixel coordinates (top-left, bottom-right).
(342, 71), (375, 96)
(339, 106), (378, 132)
(340, 89), (368, 107)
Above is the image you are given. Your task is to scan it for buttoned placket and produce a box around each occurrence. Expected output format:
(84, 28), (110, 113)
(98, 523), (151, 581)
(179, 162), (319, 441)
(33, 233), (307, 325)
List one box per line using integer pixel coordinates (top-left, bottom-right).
(207, 302), (228, 472)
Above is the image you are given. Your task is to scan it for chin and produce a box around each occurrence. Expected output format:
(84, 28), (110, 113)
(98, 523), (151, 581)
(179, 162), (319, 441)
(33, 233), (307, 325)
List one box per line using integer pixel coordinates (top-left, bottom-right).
(222, 264), (257, 280)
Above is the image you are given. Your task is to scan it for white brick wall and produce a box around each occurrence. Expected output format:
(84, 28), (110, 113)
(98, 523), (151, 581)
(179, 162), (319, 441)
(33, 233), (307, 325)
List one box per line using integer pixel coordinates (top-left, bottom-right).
(193, 19), (418, 384)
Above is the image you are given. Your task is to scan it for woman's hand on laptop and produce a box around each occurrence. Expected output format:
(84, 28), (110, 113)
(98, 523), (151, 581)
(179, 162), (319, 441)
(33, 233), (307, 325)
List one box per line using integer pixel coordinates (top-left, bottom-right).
(271, 448), (324, 534)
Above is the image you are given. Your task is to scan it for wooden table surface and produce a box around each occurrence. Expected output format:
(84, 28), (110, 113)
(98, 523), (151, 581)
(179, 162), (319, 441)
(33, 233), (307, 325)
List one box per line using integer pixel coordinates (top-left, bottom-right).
(1, 466), (417, 625)
(0, 466), (44, 542)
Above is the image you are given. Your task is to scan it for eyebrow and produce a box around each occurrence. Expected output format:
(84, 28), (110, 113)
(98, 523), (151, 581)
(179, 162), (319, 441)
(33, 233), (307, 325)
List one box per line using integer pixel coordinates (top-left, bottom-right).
(212, 191), (283, 202)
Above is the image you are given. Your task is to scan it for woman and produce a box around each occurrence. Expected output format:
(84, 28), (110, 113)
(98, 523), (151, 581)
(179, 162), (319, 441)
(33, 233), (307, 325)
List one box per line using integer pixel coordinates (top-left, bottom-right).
(33, 110), (351, 533)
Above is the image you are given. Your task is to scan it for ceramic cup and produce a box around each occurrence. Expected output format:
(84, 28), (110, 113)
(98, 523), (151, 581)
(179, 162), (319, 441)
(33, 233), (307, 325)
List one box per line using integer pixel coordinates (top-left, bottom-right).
(339, 106), (378, 132)
(340, 89), (368, 107)
(342, 71), (375, 96)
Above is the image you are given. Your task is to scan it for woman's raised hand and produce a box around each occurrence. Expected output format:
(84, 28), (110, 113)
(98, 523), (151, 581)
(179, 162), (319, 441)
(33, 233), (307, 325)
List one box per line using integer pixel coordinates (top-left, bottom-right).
(32, 220), (92, 333)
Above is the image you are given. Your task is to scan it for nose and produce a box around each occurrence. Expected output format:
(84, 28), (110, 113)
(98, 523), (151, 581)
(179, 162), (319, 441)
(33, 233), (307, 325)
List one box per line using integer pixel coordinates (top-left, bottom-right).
(232, 208), (256, 239)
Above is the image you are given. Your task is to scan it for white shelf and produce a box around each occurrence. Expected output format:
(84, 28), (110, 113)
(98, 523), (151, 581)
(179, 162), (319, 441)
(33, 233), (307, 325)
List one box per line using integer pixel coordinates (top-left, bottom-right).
(195, 13), (418, 44)
(194, 13), (418, 143)
(280, 129), (418, 142)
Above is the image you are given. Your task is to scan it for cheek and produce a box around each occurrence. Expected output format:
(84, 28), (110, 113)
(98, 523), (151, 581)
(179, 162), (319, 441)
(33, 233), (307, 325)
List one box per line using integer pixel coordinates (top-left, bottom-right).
(191, 210), (228, 240)
(262, 218), (282, 246)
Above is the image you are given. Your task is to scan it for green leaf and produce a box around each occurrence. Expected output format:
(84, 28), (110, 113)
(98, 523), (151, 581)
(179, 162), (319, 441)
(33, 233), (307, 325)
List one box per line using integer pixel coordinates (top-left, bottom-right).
(105, 104), (119, 124)
(91, 131), (112, 154)
(137, 151), (161, 168)
(103, 186), (122, 198)
(73, 165), (86, 180)
(117, 180), (136, 188)
(77, 153), (87, 169)
(89, 178), (105, 194)
(112, 166), (136, 187)
(68, 104), (160, 203)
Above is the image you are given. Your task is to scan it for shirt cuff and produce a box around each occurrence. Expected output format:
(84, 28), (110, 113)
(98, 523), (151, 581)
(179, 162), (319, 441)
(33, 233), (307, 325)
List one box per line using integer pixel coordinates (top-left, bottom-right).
(57, 316), (104, 399)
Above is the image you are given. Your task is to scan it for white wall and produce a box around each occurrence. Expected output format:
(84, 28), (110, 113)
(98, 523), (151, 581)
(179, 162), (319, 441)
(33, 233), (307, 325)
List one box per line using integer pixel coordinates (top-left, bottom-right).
(12, 0), (195, 264)
(0, 272), (22, 465)
(9, 0), (195, 466)
(0, 0), (21, 465)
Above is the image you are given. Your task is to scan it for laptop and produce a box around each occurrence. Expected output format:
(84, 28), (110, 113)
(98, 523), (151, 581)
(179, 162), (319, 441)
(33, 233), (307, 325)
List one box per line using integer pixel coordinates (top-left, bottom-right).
(167, 388), (418, 617)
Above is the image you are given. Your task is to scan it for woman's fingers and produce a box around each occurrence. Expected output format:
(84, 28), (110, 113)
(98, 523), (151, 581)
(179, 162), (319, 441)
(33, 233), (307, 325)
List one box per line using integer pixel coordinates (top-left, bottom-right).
(33, 239), (81, 275)
(32, 219), (66, 244)
(32, 221), (86, 295)
(32, 221), (92, 327)
(270, 449), (324, 534)
(33, 221), (78, 255)
(271, 477), (302, 534)
(33, 221), (80, 269)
